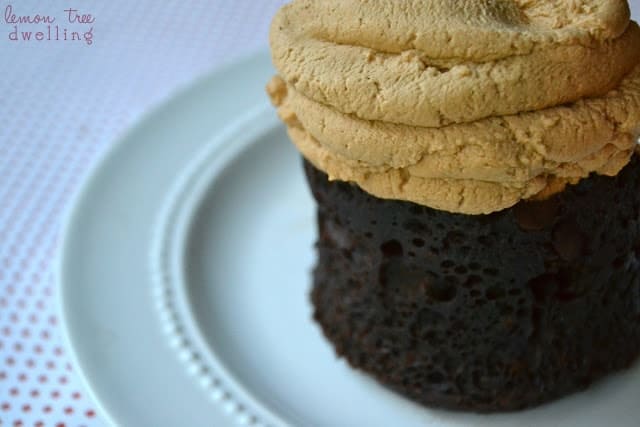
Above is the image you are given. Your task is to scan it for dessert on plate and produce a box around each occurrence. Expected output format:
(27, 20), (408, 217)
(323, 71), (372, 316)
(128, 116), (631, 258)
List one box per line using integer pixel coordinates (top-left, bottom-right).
(267, 0), (640, 412)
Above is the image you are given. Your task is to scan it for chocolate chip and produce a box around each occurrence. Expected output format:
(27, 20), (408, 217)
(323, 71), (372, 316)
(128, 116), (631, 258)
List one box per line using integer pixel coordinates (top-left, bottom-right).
(552, 220), (584, 261)
(426, 278), (457, 302)
(528, 273), (558, 302)
(380, 239), (403, 257)
(514, 197), (559, 231)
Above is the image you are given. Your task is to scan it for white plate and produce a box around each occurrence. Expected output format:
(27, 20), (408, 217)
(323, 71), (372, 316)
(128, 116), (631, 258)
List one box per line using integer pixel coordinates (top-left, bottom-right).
(58, 52), (640, 427)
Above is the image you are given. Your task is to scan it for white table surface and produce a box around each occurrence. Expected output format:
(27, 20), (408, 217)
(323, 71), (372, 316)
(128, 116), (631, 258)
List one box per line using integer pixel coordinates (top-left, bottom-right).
(0, 1), (286, 425)
(1, 1), (638, 426)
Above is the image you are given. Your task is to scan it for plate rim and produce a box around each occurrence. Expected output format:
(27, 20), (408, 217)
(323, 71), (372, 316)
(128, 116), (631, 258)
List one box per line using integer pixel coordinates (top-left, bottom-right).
(149, 104), (289, 427)
(56, 49), (274, 427)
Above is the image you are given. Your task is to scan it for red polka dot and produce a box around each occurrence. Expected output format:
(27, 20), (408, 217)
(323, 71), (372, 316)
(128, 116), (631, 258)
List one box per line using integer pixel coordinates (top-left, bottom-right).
(6, 357), (15, 365)
(86, 409), (96, 418)
(35, 422), (44, 427)
(36, 300), (44, 309)
(17, 299), (26, 308)
(14, 342), (23, 352)
(26, 359), (35, 368)
(51, 390), (60, 399)
(0, 371), (6, 379)
(72, 392), (81, 399)
(43, 405), (52, 413)
(64, 406), (73, 414)
(46, 360), (55, 369)
(41, 330), (50, 340)
(21, 329), (30, 338)
(59, 375), (68, 384)
(1, 402), (10, 411)
(54, 347), (63, 356)
(56, 423), (66, 427)
(2, 326), (11, 336)
(29, 314), (39, 324)
(38, 374), (47, 383)
(48, 316), (57, 325)
(33, 344), (42, 353)
(18, 373), (27, 381)
(24, 285), (33, 295)
(0, 297), (6, 307)
(30, 389), (40, 397)
(7, 285), (14, 295)
(9, 313), (18, 322)
(22, 404), (31, 412)
(9, 387), (18, 396)
(13, 420), (23, 427)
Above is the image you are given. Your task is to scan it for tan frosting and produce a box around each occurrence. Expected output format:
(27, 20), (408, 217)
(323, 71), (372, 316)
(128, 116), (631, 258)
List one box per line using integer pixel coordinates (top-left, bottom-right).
(268, 0), (640, 214)
(271, 0), (639, 127)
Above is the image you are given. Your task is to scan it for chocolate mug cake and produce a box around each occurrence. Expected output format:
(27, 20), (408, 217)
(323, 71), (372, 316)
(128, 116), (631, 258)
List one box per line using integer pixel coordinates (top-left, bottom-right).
(267, 0), (640, 412)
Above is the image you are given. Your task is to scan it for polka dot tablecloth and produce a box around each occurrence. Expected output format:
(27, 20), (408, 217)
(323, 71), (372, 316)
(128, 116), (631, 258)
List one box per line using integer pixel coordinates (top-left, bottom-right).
(0, 0), (286, 425)
(2, 1), (640, 427)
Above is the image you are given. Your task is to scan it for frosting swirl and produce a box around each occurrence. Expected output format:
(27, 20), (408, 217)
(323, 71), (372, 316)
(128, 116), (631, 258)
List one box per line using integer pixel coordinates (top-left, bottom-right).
(268, 0), (640, 214)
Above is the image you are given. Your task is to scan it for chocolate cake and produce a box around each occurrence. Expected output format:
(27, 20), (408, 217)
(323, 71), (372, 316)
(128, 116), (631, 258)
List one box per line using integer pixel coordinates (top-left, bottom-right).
(267, 0), (640, 413)
(306, 157), (640, 412)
